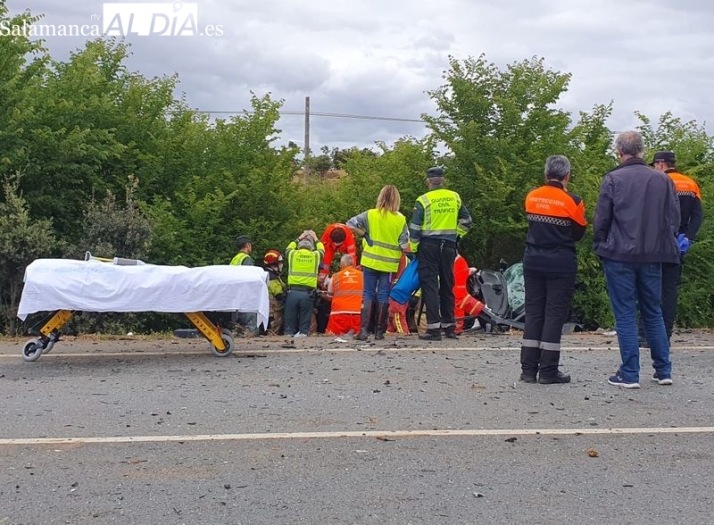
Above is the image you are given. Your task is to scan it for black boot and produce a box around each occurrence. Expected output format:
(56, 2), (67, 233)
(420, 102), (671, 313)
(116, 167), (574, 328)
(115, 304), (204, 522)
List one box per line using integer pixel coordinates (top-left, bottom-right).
(374, 303), (389, 340)
(444, 326), (459, 339)
(520, 346), (540, 383)
(354, 301), (373, 341)
(538, 349), (571, 384)
(419, 328), (442, 341)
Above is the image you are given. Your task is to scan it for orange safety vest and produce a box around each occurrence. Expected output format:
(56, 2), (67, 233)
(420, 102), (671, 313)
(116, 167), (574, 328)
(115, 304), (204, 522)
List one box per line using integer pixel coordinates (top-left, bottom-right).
(668, 172), (702, 200)
(330, 266), (363, 315)
(524, 185), (587, 226)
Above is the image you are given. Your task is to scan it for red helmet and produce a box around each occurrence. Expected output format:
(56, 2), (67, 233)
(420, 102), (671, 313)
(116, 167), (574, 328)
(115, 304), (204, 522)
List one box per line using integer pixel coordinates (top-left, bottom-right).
(263, 249), (284, 266)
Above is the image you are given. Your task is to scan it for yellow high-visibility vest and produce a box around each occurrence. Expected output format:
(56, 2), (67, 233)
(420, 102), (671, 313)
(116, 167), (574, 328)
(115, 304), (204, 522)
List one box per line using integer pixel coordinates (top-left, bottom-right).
(417, 188), (461, 238)
(288, 249), (321, 288)
(361, 209), (406, 272)
(230, 252), (251, 266)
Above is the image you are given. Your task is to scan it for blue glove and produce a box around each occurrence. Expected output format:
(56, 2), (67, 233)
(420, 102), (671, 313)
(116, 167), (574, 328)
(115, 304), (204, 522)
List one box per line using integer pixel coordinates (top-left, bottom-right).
(677, 233), (691, 255)
(405, 252), (416, 261)
(364, 232), (373, 247)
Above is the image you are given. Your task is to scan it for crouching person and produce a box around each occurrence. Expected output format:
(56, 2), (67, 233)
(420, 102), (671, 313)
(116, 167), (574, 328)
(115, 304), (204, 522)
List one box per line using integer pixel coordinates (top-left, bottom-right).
(284, 231), (325, 337)
(263, 249), (287, 335)
(325, 255), (363, 336)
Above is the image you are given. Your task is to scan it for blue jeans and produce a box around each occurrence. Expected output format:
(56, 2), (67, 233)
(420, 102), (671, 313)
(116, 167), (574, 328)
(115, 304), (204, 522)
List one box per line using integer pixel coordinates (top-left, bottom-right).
(362, 267), (391, 304)
(602, 258), (672, 382)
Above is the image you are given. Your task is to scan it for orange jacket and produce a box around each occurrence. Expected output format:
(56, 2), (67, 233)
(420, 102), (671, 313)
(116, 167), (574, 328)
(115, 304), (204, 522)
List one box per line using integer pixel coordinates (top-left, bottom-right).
(329, 266), (363, 315)
(524, 181), (587, 273)
(667, 170), (703, 240)
(320, 224), (358, 276)
(453, 254), (470, 303)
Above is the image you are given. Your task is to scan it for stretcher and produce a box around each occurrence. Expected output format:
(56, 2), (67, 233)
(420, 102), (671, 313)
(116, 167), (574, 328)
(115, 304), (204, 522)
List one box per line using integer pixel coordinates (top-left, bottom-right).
(17, 258), (270, 362)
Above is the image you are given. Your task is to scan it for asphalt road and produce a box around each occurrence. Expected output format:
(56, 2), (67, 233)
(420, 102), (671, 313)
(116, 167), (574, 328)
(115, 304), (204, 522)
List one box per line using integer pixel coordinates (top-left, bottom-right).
(1, 332), (713, 524)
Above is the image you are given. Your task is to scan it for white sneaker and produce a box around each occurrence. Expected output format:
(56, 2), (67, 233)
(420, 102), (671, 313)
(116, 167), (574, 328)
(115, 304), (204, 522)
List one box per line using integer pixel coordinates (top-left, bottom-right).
(651, 373), (673, 386)
(293, 332), (307, 338)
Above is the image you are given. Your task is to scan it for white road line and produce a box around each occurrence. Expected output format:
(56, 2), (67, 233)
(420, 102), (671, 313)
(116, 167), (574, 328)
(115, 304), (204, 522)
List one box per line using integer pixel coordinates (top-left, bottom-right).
(2, 427), (714, 446)
(1, 345), (713, 358)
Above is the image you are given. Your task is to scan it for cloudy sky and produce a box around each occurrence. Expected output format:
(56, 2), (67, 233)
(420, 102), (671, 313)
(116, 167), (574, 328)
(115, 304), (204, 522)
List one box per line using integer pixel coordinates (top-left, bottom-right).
(13, 0), (714, 152)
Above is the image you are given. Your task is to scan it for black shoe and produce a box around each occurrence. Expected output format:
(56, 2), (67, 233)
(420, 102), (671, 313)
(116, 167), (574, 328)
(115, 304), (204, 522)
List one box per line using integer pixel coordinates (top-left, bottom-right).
(520, 373), (537, 384)
(538, 370), (571, 384)
(520, 347), (541, 383)
(353, 330), (369, 341)
(418, 329), (442, 341)
(444, 327), (459, 339)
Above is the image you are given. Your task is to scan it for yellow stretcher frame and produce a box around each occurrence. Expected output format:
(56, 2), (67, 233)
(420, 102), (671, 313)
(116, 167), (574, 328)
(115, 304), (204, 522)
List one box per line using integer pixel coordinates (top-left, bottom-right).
(21, 309), (235, 362)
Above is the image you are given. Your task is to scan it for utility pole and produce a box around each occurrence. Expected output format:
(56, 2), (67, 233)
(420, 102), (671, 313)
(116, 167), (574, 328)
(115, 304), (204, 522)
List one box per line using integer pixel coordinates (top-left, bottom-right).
(304, 96), (311, 161)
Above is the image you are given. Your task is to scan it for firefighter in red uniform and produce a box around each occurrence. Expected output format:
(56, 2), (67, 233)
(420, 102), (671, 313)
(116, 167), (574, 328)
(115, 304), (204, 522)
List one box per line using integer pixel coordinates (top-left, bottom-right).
(520, 155), (587, 384)
(452, 253), (471, 334)
(319, 224), (358, 278)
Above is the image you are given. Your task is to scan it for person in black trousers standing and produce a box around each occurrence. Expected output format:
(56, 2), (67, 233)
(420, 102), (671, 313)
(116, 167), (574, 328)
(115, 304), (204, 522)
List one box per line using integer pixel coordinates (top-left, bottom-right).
(638, 151), (704, 344)
(520, 155), (588, 384)
(409, 167), (473, 341)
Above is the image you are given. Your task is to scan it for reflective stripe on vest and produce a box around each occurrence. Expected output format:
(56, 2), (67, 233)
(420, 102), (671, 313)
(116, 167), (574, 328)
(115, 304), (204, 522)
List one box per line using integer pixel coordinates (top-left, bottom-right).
(360, 208), (405, 272)
(524, 185), (587, 226)
(416, 189), (461, 237)
(288, 249), (320, 288)
(230, 252), (249, 266)
(668, 172), (702, 200)
(331, 267), (362, 314)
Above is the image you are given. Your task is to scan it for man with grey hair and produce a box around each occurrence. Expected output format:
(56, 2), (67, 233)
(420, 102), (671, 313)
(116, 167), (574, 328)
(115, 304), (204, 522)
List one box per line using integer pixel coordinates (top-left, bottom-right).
(520, 155), (587, 384)
(593, 131), (680, 389)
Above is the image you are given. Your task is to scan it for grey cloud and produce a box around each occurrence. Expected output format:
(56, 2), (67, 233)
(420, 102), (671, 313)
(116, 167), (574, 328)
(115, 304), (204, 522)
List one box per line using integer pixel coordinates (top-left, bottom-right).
(413, 31), (455, 52)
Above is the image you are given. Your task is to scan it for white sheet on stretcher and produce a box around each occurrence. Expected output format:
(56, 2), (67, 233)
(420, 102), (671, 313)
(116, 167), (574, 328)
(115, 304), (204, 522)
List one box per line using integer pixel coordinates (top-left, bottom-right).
(17, 259), (271, 329)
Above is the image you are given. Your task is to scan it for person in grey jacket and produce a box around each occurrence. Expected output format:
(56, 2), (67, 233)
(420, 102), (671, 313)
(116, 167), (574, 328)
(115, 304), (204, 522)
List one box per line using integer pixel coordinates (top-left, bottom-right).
(593, 131), (680, 389)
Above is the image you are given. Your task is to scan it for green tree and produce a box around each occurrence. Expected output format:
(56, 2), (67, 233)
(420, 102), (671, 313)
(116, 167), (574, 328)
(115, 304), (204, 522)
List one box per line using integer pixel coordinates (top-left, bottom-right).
(424, 55), (575, 269)
(147, 94), (300, 266)
(568, 103), (618, 327)
(2, 36), (180, 246)
(73, 174), (152, 260)
(0, 174), (59, 334)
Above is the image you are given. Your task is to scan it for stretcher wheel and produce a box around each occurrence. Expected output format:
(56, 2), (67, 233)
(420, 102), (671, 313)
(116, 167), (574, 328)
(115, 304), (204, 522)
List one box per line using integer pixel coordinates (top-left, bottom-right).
(22, 338), (43, 362)
(42, 340), (56, 354)
(211, 329), (234, 357)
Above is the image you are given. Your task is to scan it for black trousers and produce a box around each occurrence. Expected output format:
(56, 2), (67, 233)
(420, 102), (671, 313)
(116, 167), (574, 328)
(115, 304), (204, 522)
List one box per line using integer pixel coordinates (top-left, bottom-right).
(315, 297), (331, 334)
(417, 239), (457, 330)
(522, 269), (576, 351)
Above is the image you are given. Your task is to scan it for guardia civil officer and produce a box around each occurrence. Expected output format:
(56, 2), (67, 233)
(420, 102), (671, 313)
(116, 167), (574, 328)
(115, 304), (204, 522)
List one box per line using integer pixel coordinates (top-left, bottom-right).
(284, 231), (325, 337)
(409, 167), (472, 341)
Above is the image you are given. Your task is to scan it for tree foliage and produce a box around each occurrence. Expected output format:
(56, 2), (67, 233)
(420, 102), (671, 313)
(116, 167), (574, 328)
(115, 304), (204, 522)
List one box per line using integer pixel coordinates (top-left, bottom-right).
(0, 174), (59, 333)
